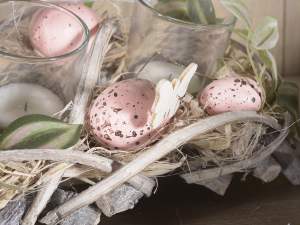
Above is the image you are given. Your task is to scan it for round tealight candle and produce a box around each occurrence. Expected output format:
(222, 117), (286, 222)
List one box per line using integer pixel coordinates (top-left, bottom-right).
(136, 60), (203, 94)
(0, 83), (64, 127)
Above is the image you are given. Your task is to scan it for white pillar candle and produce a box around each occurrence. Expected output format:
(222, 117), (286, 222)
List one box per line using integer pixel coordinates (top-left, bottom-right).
(136, 60), (204, 94)
(0, 83), (64, 127)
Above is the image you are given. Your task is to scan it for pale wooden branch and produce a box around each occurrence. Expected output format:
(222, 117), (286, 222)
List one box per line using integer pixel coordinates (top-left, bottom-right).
(0, 149), (113, 173)
(21, 167), (65, 225)
(0, 148), (154, 196)
(22, 20), (116, 225)
(40, 111), (283, 224)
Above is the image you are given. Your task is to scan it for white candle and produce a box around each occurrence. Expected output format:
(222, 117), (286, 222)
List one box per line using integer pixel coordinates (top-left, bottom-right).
(136, 60), (204, 94)
(0, 83), (64, 127)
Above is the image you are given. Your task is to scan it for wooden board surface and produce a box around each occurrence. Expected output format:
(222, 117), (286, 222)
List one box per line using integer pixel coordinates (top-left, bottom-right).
(103, 175), (300, 225)
(284, 1), (300, 77)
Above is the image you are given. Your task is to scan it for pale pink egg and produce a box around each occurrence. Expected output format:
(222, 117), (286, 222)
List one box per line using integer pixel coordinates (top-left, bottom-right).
(199, 77), (263, 115)
(30, 3), (99, 57)
(88, 79), (157, 151)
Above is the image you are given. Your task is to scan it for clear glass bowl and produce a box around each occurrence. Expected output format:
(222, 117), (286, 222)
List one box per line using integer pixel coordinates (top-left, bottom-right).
(0, 0), (89, 128)
(127, 0), (236, 76)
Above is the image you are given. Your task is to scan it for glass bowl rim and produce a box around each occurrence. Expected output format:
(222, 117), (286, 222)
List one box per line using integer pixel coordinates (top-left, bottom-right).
(0, 0), (90, 63)
(138, 0), (237, 30)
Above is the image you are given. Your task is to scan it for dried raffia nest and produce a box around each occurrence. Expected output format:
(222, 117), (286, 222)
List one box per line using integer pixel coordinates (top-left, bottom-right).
(82, 35), (289, 180)
(0, 8), (292, 225)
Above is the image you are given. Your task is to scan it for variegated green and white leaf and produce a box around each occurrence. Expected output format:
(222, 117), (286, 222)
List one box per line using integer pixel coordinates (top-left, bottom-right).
(220, 0), (251, 28)
(251, 16), (279, 50)
(0, 115), (82, 150)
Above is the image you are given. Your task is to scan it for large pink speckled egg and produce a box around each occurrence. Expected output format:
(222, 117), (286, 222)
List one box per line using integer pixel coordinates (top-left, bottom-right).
(199, 77), (263, 115)
(30, 3), (99, 57)
(88, 79), (157, 151)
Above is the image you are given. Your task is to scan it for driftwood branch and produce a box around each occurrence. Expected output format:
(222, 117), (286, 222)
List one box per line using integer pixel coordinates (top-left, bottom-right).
(0, 148), (154, 196)
(0, 149), (113, 173)
(40, 111), (282, 224)
(22, 167), (65, 225)
(22, 20), (116, 225)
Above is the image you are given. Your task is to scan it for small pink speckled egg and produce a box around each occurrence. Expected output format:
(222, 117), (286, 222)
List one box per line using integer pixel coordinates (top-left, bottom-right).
(30, 3), (99, 57)
(199, 77), (263, 115)
(88, 79), (157, 151)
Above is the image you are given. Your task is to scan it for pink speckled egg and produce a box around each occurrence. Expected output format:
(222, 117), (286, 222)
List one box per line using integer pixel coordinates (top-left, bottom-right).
(88, 79), (157, 151)
(30, 3), (99, 57)
(199, 77), (263, 115)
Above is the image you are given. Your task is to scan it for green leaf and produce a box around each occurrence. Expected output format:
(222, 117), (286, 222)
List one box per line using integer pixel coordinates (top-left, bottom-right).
(155, 0), (189, 21)
(251, 16), (279, 50)
(234, 28), (249, 40)
(258, 50), (279, 92)
(0, 115), (82, 150)
(187, 0), (216, 25)
(220, 0), (251, 28)
(277, 81), (300, 137)
(84, 1), (94, 8)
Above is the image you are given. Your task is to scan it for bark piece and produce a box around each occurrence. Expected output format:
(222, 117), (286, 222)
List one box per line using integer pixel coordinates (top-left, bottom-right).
(46, 189), (101, 225)
(96, 184), (144, 217)
(274, 141), (300, 185)
(0, 197), (26, 225)
(194, 175), (233, 196)
(253, 157), (282, 183)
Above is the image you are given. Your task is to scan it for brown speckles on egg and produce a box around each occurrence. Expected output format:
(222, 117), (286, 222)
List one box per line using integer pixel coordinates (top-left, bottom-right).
(104, 134), (112, 141)
(112, 107), (122, 113)
(115, 130), (124, 138)
(88, 79), (159, 151)
(132, 131), (137, 137)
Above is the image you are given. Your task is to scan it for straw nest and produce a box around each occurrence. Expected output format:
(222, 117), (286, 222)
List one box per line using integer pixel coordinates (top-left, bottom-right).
(83, 35), (288, 178)
(0, 19), (290, 213)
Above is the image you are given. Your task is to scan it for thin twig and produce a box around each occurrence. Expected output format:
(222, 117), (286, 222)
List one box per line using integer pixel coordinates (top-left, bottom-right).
(0, 149), (113, 173)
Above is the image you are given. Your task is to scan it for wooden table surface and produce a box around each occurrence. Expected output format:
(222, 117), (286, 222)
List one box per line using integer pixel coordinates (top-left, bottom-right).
(103, 175), (299, 225)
